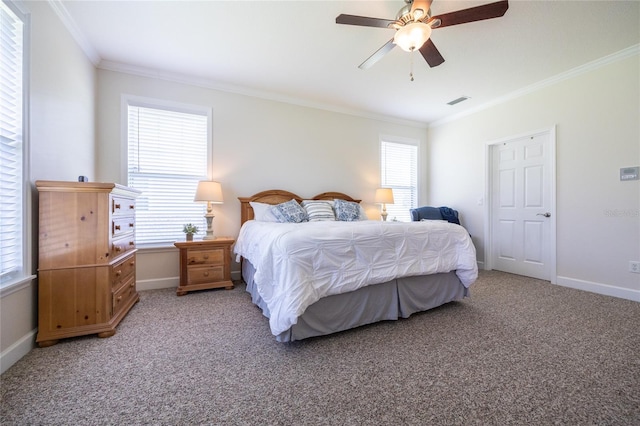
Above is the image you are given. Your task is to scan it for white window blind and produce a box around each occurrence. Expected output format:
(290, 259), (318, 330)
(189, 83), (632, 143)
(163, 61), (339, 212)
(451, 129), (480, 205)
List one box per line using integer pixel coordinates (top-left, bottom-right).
(127, 104), (209, 245)
(0, 1), (25, 286)
(380, 140), (418, 222)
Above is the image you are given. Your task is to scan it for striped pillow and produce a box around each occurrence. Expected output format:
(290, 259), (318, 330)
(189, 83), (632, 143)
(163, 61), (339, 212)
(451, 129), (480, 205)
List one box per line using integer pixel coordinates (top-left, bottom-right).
(302, 200), (335, 222)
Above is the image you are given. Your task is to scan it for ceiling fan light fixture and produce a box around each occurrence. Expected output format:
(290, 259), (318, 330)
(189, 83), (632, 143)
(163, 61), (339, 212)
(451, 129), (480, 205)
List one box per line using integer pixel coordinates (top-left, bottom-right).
(393, 22), (432, 52)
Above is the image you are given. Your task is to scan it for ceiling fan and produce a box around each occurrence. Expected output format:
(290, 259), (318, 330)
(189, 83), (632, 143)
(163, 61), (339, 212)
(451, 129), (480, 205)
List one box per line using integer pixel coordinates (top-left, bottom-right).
(336, 0), (509, 70)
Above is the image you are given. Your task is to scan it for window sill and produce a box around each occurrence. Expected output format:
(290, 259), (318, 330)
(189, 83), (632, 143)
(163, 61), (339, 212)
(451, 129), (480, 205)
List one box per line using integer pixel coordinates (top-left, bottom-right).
(0, 274), (37, 298)
(135, 243), (180, 254)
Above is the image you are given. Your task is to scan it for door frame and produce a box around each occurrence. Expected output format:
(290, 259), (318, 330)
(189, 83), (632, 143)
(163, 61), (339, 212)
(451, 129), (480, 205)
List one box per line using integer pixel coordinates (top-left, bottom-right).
(483, 126), (557, 284)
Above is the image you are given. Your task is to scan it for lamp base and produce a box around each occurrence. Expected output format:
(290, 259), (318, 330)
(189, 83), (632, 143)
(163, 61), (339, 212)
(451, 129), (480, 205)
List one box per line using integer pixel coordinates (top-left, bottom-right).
(203, 213), (216, 240)
(381, 205), (388, 221)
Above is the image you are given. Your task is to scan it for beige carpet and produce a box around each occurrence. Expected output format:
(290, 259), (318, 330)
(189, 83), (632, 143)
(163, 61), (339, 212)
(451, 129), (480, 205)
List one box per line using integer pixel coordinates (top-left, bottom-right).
(2, 270), (639, 425)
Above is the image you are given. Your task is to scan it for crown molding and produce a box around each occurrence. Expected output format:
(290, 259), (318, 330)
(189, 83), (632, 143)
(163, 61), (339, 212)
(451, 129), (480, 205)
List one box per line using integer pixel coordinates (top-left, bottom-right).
(47, 0), (100, 65)
(430, 44), (640, 128)
(97, 60), (429, 129)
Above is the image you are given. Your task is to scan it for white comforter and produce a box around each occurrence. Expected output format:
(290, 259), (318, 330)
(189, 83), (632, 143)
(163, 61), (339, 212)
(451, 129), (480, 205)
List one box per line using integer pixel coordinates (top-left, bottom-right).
(234, 220), (478, 336)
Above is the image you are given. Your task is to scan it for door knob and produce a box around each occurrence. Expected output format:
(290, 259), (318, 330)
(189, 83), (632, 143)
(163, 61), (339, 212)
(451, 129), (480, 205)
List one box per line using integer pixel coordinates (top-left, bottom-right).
(536, 212), (551, 218)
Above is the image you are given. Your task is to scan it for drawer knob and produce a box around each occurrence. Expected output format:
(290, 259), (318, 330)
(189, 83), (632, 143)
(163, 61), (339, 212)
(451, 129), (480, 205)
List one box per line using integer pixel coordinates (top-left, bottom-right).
(115, 203), (121, 210)
(115, 225), (121, 230)
(116, 270), (122, 276)
(129, 241), (135, 246)
(130, 261), (135, 266)
(203, 271), (209, 277)
(117, 296), (122, 302)
(114, 246), (122, 252)
(130, 282), (135, 288)
(129, 223), (134, 228)
(203, 255), (209, 259)
(129, 205), (135, 210)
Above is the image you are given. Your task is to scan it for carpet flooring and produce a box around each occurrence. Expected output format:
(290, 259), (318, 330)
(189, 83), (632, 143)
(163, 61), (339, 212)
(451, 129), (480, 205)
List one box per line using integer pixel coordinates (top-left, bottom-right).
(1, 270), (639, 425)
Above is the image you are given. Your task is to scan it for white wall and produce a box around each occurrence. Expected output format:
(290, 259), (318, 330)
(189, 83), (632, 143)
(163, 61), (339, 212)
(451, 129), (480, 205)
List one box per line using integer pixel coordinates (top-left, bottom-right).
(95, 69), (428, 286)
(1, 0), (96, 373)
(427, 54), (640, 299)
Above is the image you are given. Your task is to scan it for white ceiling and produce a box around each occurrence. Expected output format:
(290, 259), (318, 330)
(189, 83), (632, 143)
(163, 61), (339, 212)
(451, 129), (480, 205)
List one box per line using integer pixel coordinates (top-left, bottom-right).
(58, 0), (639, 125)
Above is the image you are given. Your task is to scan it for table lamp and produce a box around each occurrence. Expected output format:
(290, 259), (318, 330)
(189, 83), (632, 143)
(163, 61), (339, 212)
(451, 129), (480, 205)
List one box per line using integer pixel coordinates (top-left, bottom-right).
(194, 180), (224, 240)
(374, 188), (394, 221)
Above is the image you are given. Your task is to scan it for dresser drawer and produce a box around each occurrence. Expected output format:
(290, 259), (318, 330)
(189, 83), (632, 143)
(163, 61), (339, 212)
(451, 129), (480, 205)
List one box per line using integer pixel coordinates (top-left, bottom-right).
(112, 216), (135, 238)
(113, 274), (136, 314)
(186, 249), (224, 266)
(111, 196), (136, 217)
(111, 235), (136, 259)
(111, 253), (136, 288)
(187, 265), (225, 285)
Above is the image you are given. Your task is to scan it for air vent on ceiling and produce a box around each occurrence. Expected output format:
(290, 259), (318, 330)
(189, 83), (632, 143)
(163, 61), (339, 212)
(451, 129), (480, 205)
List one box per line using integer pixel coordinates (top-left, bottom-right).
(447, 96), (470, 106)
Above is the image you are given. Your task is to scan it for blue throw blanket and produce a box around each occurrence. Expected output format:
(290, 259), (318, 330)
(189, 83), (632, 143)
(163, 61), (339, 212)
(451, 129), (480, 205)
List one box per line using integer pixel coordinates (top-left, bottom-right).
(439, 207), (460, 225)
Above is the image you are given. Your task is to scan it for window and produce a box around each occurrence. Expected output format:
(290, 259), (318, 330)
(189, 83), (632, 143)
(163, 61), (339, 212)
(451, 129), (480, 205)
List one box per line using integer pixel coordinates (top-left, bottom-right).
(380, 138), (418, 222)
(126, 98), (211, 246)
(0, 0), (27, 287)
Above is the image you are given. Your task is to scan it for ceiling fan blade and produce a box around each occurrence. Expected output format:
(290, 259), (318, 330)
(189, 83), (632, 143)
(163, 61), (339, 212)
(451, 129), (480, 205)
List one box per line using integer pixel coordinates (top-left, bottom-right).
(358, 39), (396, 70)
(336, 14), (395, 28)
(431, 0), (509, 28)
(419, 38), (445, 67)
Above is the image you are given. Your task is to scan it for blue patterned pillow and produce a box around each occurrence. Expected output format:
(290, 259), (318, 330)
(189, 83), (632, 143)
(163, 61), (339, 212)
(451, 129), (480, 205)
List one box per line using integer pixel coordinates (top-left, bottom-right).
(272, 199), (308, 223)
(334, 199), (361, 221)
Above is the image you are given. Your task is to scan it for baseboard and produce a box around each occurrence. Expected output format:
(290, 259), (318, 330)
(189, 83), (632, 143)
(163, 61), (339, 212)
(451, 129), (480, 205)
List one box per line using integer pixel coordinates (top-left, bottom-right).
(1, 329), (36, 374)
(137, 271), (243, 291)
(137, 277), (179, 291)
(556, 276), (640, 302)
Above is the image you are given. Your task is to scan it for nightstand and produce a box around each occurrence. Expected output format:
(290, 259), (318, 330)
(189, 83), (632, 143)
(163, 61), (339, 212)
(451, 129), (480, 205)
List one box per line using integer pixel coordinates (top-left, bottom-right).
(174, 238), (235, 296)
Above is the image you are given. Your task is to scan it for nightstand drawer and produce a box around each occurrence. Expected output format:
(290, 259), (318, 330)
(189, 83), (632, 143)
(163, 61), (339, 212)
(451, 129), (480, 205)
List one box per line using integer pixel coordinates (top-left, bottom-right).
(187, 265), (225, 285)
(187, 249), (224, 266)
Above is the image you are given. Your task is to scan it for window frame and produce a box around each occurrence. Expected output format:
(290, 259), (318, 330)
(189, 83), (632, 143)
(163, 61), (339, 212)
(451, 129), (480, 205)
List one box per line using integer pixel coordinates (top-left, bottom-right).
(0, 0), (34, 295)
(379, 135), (420, 223)
(121, 95), (213, 248)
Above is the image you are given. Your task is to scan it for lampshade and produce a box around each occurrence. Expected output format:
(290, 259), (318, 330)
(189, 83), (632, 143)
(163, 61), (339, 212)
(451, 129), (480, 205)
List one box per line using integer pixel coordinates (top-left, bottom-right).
(194, 181), (224, 204)
(393, 22), (432, 52)
(374, 188), (394, 204)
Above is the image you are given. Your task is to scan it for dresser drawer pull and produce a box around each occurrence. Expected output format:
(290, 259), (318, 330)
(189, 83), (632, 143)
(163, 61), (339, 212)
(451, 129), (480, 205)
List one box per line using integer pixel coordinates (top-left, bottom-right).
(129, 241), (135, 246)
(130, 282), (135, 288)
(114, 203), (121, 210)
(117, 296), (122, 302)
(129, 223), (134, 228)
(115, 270), (122, 276)
(130, 261), (135, 266)
(203, 255), (209, 259)
(114, 246), (122, 252)
(129, 204), (135, 210)
(203, 271), (209, 277)
(115, 225), (121, 230)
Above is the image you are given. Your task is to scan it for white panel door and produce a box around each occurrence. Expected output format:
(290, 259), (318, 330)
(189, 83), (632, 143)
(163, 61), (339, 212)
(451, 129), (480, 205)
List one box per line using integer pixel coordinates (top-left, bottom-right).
(490, 131), (553, 280)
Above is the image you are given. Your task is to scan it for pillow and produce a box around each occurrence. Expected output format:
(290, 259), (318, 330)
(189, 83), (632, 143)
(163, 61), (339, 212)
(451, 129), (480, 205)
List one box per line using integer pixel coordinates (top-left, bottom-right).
(334, 199), (361, 222)
(249, 201), (278, 222)
(301, 200), (335, 222)
(358, 205), (368, 221)
(272, 199), (309, 223)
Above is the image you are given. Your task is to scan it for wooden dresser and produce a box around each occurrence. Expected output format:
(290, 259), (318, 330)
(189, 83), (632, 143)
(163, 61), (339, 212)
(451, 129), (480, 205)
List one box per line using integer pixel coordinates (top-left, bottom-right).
(36, 181), (141, 347)
(174, 238), (235, 296)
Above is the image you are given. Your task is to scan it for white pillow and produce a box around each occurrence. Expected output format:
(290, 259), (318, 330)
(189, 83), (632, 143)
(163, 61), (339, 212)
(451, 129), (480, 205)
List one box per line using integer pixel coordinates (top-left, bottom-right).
(250, 201), (278, 222)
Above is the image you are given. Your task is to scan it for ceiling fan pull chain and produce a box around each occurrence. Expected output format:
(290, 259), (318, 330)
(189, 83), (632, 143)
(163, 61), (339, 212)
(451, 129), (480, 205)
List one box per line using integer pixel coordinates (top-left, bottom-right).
(409, 48), (415, 81)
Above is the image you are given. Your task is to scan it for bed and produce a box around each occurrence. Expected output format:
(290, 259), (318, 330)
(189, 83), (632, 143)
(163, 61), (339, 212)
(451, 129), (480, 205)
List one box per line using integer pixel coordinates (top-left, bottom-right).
(235, 189), (478, 342)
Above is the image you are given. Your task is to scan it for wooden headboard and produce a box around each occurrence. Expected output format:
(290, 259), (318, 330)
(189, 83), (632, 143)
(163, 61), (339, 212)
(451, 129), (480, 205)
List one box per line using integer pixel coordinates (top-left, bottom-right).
(238, 190), (361, 225)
